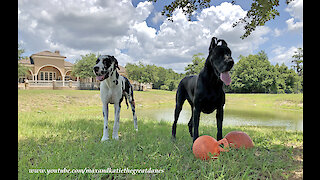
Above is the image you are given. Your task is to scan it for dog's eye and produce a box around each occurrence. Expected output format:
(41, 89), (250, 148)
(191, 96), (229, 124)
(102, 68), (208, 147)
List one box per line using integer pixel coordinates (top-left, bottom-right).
(103, 59), (111, 67)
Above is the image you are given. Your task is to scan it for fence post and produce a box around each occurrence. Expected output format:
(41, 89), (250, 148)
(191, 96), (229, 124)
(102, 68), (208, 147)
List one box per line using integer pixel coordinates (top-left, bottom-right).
(52, 80), (56, 90)
(25, 79), (29, 90)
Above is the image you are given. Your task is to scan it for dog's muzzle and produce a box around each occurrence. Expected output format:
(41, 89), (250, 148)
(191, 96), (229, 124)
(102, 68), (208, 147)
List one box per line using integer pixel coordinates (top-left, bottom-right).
(93, 66), (109, 81)
(226, 58), (234, 71)
(220, 58), (234, 86)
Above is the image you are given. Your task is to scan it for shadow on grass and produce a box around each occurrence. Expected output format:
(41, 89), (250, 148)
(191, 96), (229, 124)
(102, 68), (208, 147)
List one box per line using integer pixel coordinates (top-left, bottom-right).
(19, 117), (302, 179)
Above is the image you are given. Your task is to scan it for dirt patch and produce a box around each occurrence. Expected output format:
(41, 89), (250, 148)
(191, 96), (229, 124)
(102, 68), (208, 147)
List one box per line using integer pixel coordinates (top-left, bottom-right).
(286, 143), (303, 179)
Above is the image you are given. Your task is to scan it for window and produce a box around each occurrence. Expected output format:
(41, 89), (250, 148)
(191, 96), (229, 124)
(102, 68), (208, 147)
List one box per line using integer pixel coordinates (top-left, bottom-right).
(39, 71), (57, 81)
(40, 72), (44, 80)
(49, 72), (52, 80)
(44, 72), (48, 81)
(65, 76), (71, 81)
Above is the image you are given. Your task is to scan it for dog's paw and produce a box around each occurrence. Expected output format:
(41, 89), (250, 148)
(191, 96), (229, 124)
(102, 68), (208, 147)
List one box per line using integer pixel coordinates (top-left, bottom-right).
(112, 135), (119, 140)
(171, 136), (176, 142)
(135, 128), (138, 132)
(101, 137), (109, 142)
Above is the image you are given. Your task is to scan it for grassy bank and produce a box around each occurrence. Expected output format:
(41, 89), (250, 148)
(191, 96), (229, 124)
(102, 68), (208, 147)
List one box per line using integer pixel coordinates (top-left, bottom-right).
(18, 90), (303, 179)
(18, 89), (302, 113)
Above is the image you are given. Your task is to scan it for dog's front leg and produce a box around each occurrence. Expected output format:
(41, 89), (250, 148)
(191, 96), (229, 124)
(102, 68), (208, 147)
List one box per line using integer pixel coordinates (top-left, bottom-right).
(192, 107), (201, 142)
(216, 106), (223, 140)
(101, 103), (109, 142)
(112, 103), (121, 140)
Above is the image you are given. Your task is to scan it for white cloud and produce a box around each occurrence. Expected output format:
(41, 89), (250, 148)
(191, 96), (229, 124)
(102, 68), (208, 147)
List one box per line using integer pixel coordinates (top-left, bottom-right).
(286, 18), (303, 32)
(285, 0), (303, 20)
(285, 0), (303, 32)
(120, 2), (270, 72)
(135, 1), (154, 22)
(151, 12), (166, 25)
(273, 28), (282, 37)
(19, 1), (270, 73)
(270, 46), (298, 65)
(18, 0), (136, 55)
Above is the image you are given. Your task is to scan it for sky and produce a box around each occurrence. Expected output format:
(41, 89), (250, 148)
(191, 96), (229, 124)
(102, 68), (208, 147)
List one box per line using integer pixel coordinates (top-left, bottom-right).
(18, 0), (303, 73)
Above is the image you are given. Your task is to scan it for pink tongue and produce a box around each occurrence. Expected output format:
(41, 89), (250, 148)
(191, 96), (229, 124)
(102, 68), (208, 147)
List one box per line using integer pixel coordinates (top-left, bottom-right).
(220, 71), (231, 85)
(96, 75), (105, 81)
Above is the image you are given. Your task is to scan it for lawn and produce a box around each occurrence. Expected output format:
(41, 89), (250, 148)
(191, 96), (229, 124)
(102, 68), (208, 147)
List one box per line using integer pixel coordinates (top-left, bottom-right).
(18, 90), (303, 179)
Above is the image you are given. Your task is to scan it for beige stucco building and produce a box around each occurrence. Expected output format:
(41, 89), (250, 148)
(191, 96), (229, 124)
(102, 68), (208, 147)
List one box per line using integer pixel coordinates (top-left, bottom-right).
(19, 50), (75, 83)
(18, 50), (152, 90)
(19, 50), (128, 83)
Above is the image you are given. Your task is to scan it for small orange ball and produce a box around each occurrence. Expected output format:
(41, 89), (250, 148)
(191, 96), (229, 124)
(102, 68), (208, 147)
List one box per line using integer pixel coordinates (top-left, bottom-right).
(224, 131), (254, 149)
(192, 135), (221, 160)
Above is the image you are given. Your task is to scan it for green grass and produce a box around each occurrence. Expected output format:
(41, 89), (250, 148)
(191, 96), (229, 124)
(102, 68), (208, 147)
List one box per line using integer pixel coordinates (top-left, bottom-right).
(18, 90), (303, 179)
(226, 93), (303, 112)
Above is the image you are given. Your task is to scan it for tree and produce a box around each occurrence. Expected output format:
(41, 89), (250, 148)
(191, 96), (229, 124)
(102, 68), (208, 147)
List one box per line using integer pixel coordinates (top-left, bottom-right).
(18, 44), (29, 78)
(126, 62), (183, 91)
(232, 0), (283, 39)
(155, 67), (183, 90)
(126, 62), (159, 84)
(18, 43), (26, 60)
(229, 51), (275, 93)
(225, 51), (302, 93)
(273, 63), (300, 93)
(149, 0), (293, 39)
(291, 47), (303, 76)
(125, 62), (142, 83)
(72, 53), (98, 78)
(184, 53), (205, 75)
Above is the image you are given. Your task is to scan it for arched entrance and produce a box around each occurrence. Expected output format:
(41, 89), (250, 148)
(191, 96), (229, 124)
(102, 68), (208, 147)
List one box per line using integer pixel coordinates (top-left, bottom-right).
(65, 70), (77, 81)
(36, 65), (63, 81)
(18, 69), (34, 83)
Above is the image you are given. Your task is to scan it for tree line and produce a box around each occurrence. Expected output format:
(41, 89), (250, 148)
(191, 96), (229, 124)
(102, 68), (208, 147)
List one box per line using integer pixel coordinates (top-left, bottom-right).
(226, 50), (303, 93)
(126, 62), (184, 91)
(18, 44), (303, 93)
(125, 49), (303, 94)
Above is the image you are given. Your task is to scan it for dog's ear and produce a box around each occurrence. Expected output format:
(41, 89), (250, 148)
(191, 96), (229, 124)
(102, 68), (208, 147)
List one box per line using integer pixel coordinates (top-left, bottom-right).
(209, 37), (218, 51)
(112, 56), (120, 70)
(217, 39), (227, 47)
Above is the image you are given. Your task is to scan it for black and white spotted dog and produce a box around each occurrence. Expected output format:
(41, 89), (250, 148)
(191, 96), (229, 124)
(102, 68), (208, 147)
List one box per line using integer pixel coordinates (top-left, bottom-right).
(93, 55), (138, 142)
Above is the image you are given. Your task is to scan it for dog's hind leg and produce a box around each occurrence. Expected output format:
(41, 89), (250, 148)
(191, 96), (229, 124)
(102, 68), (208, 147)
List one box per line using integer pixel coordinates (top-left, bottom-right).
(172, 86), (187, 139)
(188, 104), (194, 138)
(123, 77), (138, 131)
(172, 104), (182, 139)
(130, 99), (138, 131)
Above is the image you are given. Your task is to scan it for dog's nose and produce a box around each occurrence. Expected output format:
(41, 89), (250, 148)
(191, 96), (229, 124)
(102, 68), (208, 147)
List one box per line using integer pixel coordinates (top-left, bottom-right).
(94, 66), (99, 73)
(227, 59), (234, 68)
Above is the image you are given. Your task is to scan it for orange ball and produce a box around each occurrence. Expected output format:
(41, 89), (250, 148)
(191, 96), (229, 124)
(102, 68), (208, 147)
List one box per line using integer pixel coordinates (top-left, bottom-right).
(224, 131), (254, 149)
(192, 135), (222, 160)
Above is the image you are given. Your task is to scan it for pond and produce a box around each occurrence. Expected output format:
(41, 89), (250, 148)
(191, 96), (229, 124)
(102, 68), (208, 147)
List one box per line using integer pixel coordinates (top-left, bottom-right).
(127, 105), (303, 131)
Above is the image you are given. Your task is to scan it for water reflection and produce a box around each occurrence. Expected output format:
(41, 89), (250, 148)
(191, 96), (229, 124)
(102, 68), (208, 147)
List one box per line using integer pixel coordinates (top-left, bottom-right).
(131, 106), (303, 131)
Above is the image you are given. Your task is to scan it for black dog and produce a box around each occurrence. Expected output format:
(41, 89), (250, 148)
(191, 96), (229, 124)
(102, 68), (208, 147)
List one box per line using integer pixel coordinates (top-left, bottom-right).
(172, 37), (234, 142)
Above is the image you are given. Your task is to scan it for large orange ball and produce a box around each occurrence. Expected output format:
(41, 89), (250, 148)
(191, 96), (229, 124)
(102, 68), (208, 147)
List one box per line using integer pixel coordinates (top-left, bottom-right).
(192, 135), (221, 160)
(224, 131), (254, 149)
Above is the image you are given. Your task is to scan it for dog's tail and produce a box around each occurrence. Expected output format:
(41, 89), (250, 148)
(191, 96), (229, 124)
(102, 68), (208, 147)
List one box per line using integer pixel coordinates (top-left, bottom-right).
(122, 76), (135, 109)
(123, 92), (129, 109)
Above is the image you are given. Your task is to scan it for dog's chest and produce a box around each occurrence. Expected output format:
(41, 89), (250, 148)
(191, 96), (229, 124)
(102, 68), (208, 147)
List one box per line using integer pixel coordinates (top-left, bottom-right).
(200, 98), (217, 113)
(100, 82), (122, 104)
(198, 93), (224, 114)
